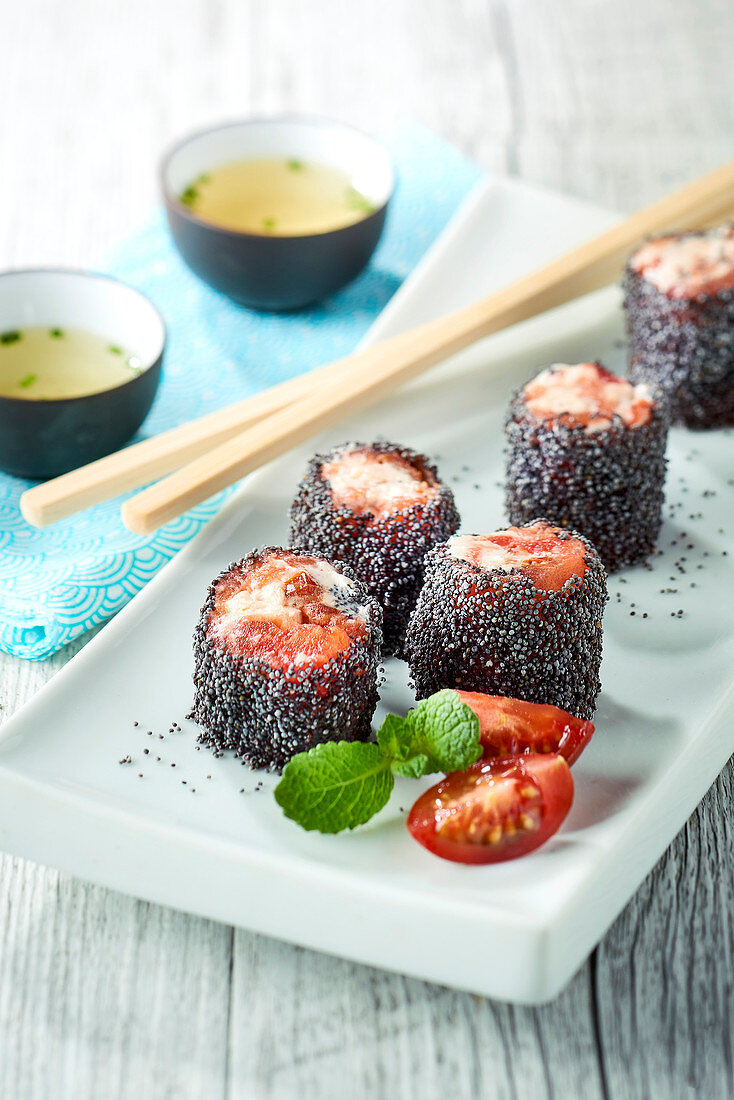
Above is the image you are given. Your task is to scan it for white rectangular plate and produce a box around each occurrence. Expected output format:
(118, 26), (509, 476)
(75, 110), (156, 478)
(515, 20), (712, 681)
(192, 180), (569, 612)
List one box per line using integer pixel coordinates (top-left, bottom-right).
(1, 176), (733, 1005)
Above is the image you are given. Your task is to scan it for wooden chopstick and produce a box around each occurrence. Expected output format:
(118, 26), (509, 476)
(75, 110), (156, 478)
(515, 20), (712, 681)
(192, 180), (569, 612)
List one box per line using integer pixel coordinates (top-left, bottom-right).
(120, 157), (734, 535)
(19, 351), (371, 527)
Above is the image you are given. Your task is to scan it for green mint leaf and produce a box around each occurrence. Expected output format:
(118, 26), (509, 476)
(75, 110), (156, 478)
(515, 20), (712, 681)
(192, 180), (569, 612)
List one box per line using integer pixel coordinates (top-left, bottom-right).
(375, 712), (408, 759)
(274, 741), (393, 833)
(392, 753), (432, 780)
(400, 689), (481, 776)
(376, 712), (429, 775)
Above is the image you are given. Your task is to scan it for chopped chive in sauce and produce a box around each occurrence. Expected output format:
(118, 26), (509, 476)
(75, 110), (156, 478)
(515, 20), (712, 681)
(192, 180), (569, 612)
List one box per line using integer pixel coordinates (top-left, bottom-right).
(0, 331), (21, 345)
(262, 217), (277, 230)
(196, 172), (211, 185)
(108, 345), (123, 355)
(287, 159), (304, 171)
(19, 373), (37, 389)
(179, 186), (199, 207)
(345, 186), (376, 214)
(49, 328), (64, 338)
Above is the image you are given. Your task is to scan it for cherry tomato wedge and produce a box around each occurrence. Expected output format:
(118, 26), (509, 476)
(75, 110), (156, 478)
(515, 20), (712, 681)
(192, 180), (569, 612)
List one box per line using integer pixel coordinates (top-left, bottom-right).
(407, 753), (574, 864)
(457, 691), (594, 766)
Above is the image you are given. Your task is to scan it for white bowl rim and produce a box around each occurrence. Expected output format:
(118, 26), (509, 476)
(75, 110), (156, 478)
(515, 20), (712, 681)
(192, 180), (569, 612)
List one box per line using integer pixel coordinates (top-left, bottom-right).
(160, 113), (396, 241)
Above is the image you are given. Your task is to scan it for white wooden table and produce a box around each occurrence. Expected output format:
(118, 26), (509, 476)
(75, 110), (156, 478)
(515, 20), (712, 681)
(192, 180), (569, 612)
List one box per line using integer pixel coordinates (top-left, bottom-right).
(1, 1), (732, 1096)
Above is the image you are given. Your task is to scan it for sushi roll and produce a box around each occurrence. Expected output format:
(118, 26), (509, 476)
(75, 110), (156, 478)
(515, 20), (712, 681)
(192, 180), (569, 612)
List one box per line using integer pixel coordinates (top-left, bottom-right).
(191, 547), (382, 771)
(289, 441), (460, 657)
(404, 520), (607, 720)
(624, 226), (734, 428)
(504, 361), (668, 571)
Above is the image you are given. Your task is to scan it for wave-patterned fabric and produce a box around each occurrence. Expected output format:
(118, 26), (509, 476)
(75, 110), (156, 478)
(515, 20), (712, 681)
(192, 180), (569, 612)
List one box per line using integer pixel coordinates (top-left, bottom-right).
(0, 125), (481, 659)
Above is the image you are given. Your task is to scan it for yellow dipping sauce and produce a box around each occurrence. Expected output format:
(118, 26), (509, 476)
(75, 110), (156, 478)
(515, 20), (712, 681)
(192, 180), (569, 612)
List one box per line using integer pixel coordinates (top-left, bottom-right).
(0, 327), (143, 400)
(179, 158), (377, 236)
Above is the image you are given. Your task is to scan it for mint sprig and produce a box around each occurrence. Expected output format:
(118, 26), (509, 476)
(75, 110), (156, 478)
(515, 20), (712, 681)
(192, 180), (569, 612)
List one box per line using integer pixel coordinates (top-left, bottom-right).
(274, 741), (393, 834)
(274, 690), (481, 833)
(379, 690), (482, 778)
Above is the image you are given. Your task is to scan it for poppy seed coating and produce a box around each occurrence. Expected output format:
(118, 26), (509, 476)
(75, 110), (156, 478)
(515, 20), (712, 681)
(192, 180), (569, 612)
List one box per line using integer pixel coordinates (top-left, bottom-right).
(504, 365), (669, 572)
(191, 547), (383, 772)
(289, 441), (460, 656)
(624, 236), (734, 429)
(404, 523), (607, 720)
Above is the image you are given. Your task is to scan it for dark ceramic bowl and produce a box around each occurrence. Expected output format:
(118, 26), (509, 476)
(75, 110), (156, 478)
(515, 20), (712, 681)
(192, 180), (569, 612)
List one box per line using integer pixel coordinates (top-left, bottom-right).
(161, 117), (395, 311)
(0, 269), (165, 479)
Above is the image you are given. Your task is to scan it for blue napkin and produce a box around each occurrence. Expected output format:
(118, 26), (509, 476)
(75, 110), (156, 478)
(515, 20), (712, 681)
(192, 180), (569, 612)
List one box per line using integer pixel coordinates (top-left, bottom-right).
(0, 125), (482, 660)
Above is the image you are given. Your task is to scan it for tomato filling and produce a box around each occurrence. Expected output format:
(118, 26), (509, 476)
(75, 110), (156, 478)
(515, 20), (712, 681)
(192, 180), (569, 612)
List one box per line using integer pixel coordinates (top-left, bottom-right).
(630, 227), (734, 299)
(321, 446), (438, 518)
(448, 522), (587, 592)
(522, 362), (653, 431)
(208, 551), (367, 669)
(457, 691), (594, 765)
(407, 754), (574, 865)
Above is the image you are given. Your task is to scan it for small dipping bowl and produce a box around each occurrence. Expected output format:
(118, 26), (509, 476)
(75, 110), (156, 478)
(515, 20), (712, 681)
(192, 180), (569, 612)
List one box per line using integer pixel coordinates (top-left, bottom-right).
(161, 116), (395, 310)
(0, 269), (165, 480)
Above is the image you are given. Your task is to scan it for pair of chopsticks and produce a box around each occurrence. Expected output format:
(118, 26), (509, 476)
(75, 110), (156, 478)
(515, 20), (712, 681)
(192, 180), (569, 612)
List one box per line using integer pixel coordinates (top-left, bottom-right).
(21, 157), (734, 536)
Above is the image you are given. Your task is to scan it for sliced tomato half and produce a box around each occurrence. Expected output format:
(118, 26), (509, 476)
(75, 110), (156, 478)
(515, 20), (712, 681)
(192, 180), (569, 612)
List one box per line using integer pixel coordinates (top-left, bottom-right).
(406, 753), (574, 865)
(457, 691), (594, 765)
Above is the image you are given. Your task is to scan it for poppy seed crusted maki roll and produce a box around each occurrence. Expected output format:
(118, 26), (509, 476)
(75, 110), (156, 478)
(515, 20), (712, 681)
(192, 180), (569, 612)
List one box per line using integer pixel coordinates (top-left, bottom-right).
(505, 362), (668, 571)
(405, 521), (607, 720)
(289, 441), (460, 656)
(192, 547), (382, 771)
(624, 226), (734, 428)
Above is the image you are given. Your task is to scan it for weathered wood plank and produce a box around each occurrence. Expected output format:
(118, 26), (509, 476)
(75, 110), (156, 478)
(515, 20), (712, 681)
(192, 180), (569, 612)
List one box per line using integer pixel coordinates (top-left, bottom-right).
(508, 0), (734, 209)
(594, 762), (734, 1099)
(227, 932), (605, 1100)
(0, 858), (232, 1100)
